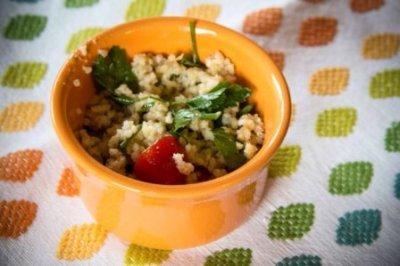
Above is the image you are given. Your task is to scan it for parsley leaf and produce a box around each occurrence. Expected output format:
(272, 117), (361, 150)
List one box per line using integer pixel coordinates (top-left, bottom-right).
(172, 109), (196, 132)
(112, 95), (135, 106)
(199, 112), (221, 120)
(179, 54), (201, 68)
(187, 83), (227, 112)
(172, 109), (221, 133)
(187, 82), (250, 112)
(240, 104), (253, 115)
(224, 83), (251, 108)
(140, 100), (155, 113)
(92, 46), (139, 95)
(112, 95), (164, 107)
(179, 20), (204, 68)
(213, 128), (247, 170)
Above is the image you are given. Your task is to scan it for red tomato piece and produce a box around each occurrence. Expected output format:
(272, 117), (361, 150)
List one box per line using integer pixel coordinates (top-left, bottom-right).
(134, 135), (187, 185)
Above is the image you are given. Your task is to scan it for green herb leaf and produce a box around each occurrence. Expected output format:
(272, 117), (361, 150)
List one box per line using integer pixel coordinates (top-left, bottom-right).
(172, 109), (221, 133)
(190, 20), (201, 65)
(140, 100), (155, 113)
(179, 54), (200, 67)
(186, 82), (250, 112)
(178, 20), (204, 68)
(200, 111), (221, 120)
(209, 81), (230, 93)
(213, 128), (247, 170)
(172, 109), (197, 133)
(224, 83), (251, 108)
(187, 84), (227, 112)
(240, 104), (253, 115)
(92, 46), (139, 94)
(146, 96), (166, 103)
(112, 95), (135, 106)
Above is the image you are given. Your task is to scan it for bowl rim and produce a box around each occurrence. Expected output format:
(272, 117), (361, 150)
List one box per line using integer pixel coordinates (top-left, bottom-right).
(51, 16), (291, 199)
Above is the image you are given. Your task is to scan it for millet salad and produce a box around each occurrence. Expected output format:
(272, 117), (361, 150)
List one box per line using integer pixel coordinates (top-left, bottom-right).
(77, 21), (265, 185)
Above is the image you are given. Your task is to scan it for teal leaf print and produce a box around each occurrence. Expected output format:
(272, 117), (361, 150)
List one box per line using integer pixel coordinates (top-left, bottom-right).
(268, 203), (315, 240)
(124, 244), (171, 265)
(395, 173), (400, 200)
(11, 0), (40, 2)
(3, 14), (47, 40)
(385, 121), (400, 152)
(204, 248), (252, 266)
(276, 254), (322, 266)
(336, 209), (381, 246)
(329, 161), (373, 195)
(1, 62), (47, 88)
(369, 69), (400, 99)
(65, 0), (99, 8)
(125, 0), (166, 21)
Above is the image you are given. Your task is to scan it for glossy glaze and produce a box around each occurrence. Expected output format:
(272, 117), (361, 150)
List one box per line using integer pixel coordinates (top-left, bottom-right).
(51, 17), (291, 249)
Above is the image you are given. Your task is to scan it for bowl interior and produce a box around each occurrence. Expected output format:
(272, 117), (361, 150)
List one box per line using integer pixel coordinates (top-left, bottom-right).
(52, 17), (290, 196)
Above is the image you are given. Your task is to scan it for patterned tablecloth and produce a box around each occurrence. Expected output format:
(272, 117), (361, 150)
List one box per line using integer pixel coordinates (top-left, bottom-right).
(0, 0), (399, 265)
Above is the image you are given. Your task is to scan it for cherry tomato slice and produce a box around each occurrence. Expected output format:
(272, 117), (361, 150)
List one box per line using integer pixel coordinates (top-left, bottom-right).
(134, 135), (187, 185)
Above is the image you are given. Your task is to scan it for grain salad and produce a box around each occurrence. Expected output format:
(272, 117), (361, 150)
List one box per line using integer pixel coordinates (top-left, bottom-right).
(77, 21), (265, 185)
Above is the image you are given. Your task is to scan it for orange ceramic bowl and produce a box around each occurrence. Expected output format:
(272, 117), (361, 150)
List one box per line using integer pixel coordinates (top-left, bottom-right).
(51, 17), (291, 249)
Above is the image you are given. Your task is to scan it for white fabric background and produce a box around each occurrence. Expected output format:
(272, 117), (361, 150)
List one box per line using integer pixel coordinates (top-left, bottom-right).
(0, 0), (399, 265)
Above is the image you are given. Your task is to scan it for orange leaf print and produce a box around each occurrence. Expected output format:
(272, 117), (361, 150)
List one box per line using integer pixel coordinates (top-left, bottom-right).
(184, 4), (221, 22)
(0, 149), (43, 182)
(0, 101), (44, 132)
(362, 33), (400, 59)
(0, 200), (37, 238)
(309, 68), (349, 95)
(57, 223), (107, 260)
(303, 0), (324, 3)
(299, 17), (337, 46)
(243, 8), (283, 36)
(350, 0), (384, 13)
(57, 168), (80, 196)
(267, 51), (285, 71)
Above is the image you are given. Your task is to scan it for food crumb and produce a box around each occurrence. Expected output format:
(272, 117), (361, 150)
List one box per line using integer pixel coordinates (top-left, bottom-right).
(173, 153), (195, 176)
(73, 79), (81, 87)
(78, 45), (87, 56)
(82, 66), (92, 74)
(98, 49), (108, 57)
(76, 108), (82, 115)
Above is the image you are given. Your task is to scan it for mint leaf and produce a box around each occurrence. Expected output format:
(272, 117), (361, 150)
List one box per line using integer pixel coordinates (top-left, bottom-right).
(92, 46), (139, 95)
(213, 128), (247, 170)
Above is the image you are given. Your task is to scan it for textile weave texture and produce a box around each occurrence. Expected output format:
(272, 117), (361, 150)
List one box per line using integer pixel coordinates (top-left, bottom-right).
(0, 0), (399, 265)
